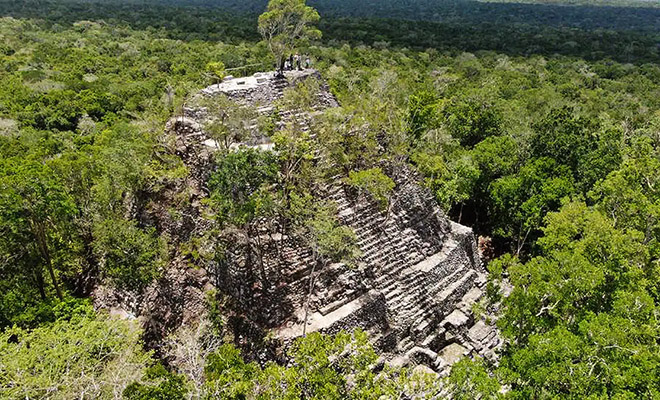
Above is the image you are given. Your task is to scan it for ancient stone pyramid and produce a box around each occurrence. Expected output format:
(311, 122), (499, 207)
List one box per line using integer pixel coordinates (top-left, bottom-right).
(136, 69), (502, 374)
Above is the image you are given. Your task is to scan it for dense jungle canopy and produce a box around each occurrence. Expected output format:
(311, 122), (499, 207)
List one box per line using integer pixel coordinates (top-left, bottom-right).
(0, 0), (659, 398)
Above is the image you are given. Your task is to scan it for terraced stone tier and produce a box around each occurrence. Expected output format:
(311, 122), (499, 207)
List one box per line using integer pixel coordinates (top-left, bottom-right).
(274, 173), (502, 375)
(200, 70), (338, 110)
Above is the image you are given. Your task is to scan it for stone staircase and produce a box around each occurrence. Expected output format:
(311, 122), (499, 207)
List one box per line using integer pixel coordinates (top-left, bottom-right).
(273, 173), (501, 375)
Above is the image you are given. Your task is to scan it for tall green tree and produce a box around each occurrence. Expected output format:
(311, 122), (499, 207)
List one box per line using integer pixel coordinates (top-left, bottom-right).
(258, 0), (321, 72)
(489, 201), (660, 398)
(0, 157), (76, 303)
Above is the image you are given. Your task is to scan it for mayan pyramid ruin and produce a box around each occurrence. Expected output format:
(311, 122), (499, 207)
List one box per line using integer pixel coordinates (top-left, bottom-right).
(97, 69), (502, 375)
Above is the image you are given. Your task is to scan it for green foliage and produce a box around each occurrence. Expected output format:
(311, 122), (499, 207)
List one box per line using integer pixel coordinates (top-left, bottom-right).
(280, 78), (323, 112)
(316, 107), (383, 175)
(406, 91), (442, 142)
(51, 297), (96, 321)
(93, 218), (166, 291)
(197, 96), (258, 150)
(446, 358), (502, 400)
(206, 61), (227, 85)
(258, 0), (321, 68)
(0, 296), (93, 330)
(205, 289), (225, 334)
(0, 313), (152, 399)
(491, 201), (660, 398)
(5, 0), (658, 64)
(531, 107), (622, 190)
(472, 136), (521, 180)
(1, 3), (659, 398)
(591, 139), (660, 254)
(208, 149), (278, 227)
(306, 202), (360, 264)
(413, 150), (481, 212)
(124, 364), (189, 400)
(443, 98), (502, 148)
(271, 119), (315, 187)
(289, 193), (360, 264)
(0, 156), (77, 303)
(204, 330), (441, 399)
(204, 343), (260, 398)
(345, 167), (395, 209)
(0, 110), (172, 324)
(490, 158), (575, 249)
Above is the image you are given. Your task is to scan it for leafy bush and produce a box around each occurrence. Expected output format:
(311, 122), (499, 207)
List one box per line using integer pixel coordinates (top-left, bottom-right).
(93, 218), (166, 291)
(0, 313), (152, 399)
(204, 330), (441, 399)
(124, 364), (189, 400)
(345, 167), (395, 209)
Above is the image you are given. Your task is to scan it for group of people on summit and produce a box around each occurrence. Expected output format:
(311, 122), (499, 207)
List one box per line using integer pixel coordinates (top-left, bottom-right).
(282, 53), (311, 72)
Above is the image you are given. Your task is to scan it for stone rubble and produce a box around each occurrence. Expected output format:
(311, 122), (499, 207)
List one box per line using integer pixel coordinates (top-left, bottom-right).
(182, 69), (338, 151)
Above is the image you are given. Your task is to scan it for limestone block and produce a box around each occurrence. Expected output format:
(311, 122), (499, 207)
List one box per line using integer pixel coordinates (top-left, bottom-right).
(412, 364), (438, 376)
(468, 320), (492, 343)
(388, 354), (410, 368)
(436, 343), (469, 368)
(406, 346), (438, 366)
(443, 309), (469, 328)
(460, 287), (483, 307)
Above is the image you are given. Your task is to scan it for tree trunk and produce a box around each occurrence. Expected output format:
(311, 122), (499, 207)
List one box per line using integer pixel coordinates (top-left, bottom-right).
(302, 262), (316, 336)
(43, 240), (63, 301)
(33, 267), (47, 300)
(458, 202), (464, 224)
(32, 220), (63, 300)
(76, 227), (98, 296)
(303, 257), (324, 336)
(253, 231), (270, 290)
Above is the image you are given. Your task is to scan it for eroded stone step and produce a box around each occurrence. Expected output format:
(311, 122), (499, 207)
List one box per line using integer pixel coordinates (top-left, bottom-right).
(277, 290), (380, 339)
(410, 239), (459, 273)
(437, 270), (478, 307)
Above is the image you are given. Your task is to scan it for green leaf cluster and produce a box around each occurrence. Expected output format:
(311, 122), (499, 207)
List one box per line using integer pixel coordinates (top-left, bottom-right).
(204, 330), (441, 399)
(0, 312), (152, 399)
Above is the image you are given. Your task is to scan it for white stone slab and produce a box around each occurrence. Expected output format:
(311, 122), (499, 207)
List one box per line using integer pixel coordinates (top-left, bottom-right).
(444, 309), (469, 327)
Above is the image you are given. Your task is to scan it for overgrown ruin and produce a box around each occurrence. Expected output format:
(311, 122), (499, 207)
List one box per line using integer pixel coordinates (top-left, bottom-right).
(94, 69), (502, 376)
